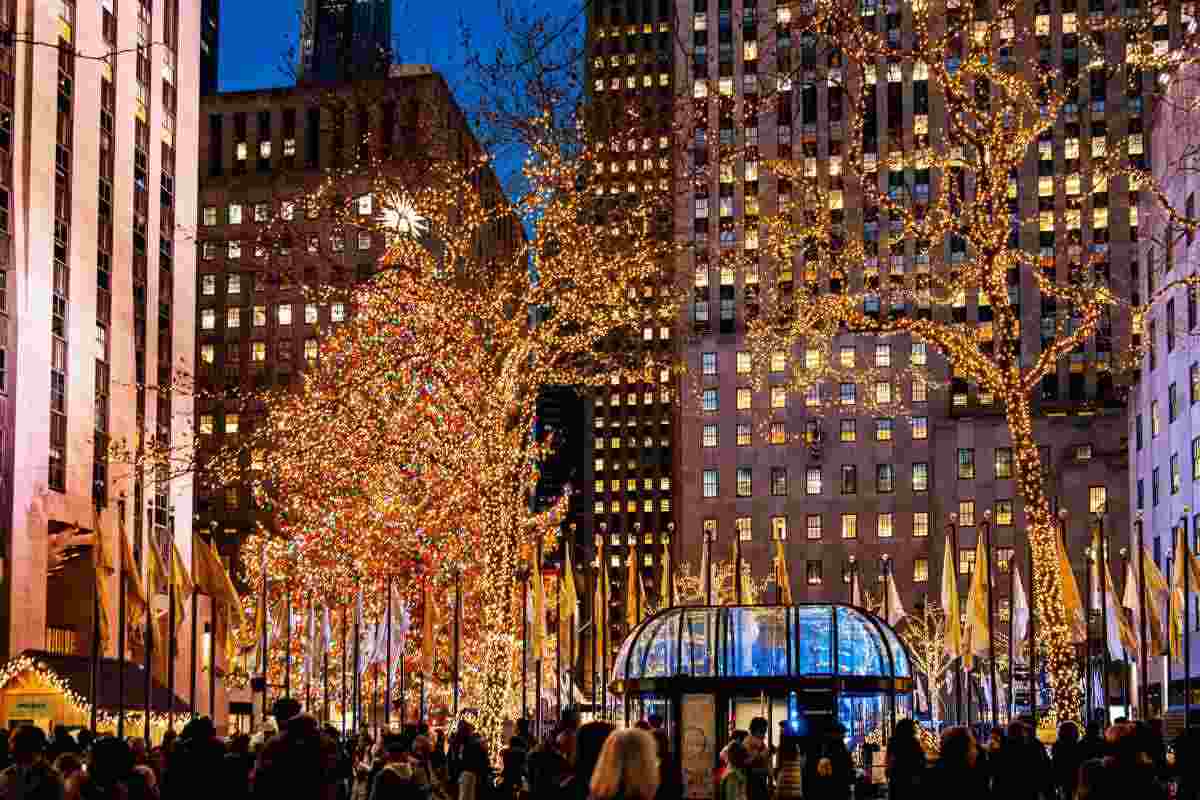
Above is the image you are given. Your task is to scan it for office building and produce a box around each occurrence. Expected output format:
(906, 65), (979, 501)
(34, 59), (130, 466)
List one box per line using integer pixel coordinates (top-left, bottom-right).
(0, 0), (206, 723)
(1132, 60), (1200, 712)
(201, 0), (219, 95)
(298, 0), (392, 85)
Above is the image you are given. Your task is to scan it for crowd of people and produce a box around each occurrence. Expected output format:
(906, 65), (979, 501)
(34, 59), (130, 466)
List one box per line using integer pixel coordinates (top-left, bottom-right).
(0, 705), (1195, 800)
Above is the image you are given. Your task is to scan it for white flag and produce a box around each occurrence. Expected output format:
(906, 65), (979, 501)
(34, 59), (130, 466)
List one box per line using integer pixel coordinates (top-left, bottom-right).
(886, 571), (907, 626)
(1012, 565), (1030, 660)
(851, 572), (863, 608)
(304, 603), (316, 678)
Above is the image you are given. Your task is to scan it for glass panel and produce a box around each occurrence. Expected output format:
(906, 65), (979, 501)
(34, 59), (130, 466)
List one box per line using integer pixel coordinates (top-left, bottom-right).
(793, 605), (834, 675)
(612, 626), (639, 682)
(628, 618), (654, 680)
(681, 608), (716, 677)
(836, 607), (887, 676)
(723, 607), (789, 676)
(641, 613), (681, 678)
(880, 622), (911, 677)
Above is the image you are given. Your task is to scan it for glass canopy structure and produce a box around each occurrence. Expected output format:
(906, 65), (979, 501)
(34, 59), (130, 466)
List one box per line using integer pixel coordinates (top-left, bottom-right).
(611, 604), (913, 693)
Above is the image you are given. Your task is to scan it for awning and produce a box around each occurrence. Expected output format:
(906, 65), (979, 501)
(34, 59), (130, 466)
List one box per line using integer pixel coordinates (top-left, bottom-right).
(8, 650), (190, 714)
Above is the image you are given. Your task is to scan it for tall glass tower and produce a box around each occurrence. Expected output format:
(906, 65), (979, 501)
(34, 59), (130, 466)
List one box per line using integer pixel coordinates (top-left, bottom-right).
(298, 0), (392, 84)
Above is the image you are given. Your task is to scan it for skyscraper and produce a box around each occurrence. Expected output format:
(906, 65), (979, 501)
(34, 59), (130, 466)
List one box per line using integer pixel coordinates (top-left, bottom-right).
(201, 0), (219, 95)
(0, 0), (205, 720)
(298, 0), (392, 85)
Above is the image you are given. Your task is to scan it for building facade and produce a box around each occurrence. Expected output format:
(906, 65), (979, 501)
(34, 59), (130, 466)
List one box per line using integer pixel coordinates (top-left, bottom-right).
(0, 0), (207, 716)
(201, 0), (219, 95)
(1133, 61), (1200, 711)
(582, 0), (1197, 713)
(298, 0), (392, 85)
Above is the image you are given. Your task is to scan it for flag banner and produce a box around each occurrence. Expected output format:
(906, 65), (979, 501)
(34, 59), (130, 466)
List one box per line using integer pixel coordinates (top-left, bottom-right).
(963, 535), (990, 671)
(1011, 564), (1030, 660)
(941, 541), (962, 660)
(533, 559), (548, 661)
(659, 542), (672, 610)
(774, 539), (793, 605)
(1056, 525), (1087, 644)
(886, 570), (907, 627)
(562, 548), (579, 625)
(626, 545), (639, 627)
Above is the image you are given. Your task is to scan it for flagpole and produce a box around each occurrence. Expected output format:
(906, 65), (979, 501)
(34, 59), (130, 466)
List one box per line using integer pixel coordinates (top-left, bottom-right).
(305, 597), (312, 713)
(1084, 517), (1093, 722)
(522, 566), (529, 721)
(190, 582), (198, 717)
(535, 538), (543, 736)
(91, 518), (101, 735)
(167, 507), (177, 732)
(144, 508), (153, 743)
(590, 558), (598, 717)
(1008, 540), (1015, 723)
(285, 586), (292, 699)
(979, 512), (996, 727)
(385, 577), (392, 729)
(1137, 513), (1149, 717)
(341, 604), (348, 738)
(323, 645), (330, 724)
(117, 512), (127, 737)
(209, 604), (217, 719)
(1099, 511), (1112, 725)
(1184, 510), (1192, 728)
(948, 515), (962, 725)
(848, 556), (856, 605)
(399, 625), (406, 726)
(454, 568), (461, 719)
(1029, 523), (1038, 728)
(555, 560), (561, 721)
(259, 540), (268, 726)
(353, 589), (361, 732)
(703, 529), (712, 606)
(735, 534), (742, 605)
(667, 522), (675, 606)
(1120, 547), (1131, 716)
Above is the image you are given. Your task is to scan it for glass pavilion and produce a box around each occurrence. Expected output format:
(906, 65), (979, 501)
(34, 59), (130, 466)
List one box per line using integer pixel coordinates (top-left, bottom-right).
(608, 603), (914, 788)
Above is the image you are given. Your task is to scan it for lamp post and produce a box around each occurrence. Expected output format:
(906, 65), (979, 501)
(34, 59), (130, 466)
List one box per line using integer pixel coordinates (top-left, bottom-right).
(1084, 539), (1094, 723)
(1119, 546), (1131, 716)
(847, 555), (858, 606)
(1183, 508), (1193, 727)
(1137, 511), (1150, 717)
(881, 554), (890, 622)
(703, 525), (714, 606)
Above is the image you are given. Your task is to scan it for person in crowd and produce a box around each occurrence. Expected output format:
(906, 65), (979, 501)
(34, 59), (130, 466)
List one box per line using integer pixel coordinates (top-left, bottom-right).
(67, 736), (151, 800)
(884, 719), (925, 800)
(73, 734), (94, 760)
(253, 712), (339, 800)
(743, 720), (769, 800)
(525, 729), (568, 800)
(162, 717), (227, 800)
(49, 756), (81, 788)
(499, 737), (528, 798)
(589, 729), (660, 800)
(47, 730), (76, 763)
(1086, 722), (1166, 800)
(1175, 725), (1200, 800)
(651, 730), (679, 800)
(990, 721), (1047, 800)
(1145, 719), (1169, 781)
(717, 742), (748, 800)
(366, 735), (414, 800)
(1051, 721), (1083, 800)
(448, 721), (490, 800)
(802, 724), (852, 800)
(1079, 722), (1106, 763)
(221, 733), (254, 800)
(715, 731), (748, 784)
(0, 725), (63, 800)
(567, 722), (614, 800)
(772, 736), (803, 800)
(430, 732), (447, 777)
(926, 727), (987, 799)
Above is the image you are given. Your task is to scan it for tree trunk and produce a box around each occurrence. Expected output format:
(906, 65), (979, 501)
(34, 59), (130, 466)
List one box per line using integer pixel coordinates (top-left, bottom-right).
(1006, 396), (1082, 723)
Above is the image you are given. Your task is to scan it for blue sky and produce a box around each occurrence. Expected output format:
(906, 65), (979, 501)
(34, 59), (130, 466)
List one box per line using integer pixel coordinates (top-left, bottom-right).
(221, 0), (538, 95)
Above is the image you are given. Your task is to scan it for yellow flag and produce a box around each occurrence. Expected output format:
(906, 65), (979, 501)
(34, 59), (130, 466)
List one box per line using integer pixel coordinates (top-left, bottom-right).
(941, 540), (962, 659)
(93, 523), (114, 652)
(1168, 526), (1200, 663)
(660, 542), (672, 609)
(532, 560), (547, 661)
(561, 547), (578, 626)
(421, 583), (436, 674)
(775, 539), (793, 604)
(625, 545), (639, 627)
(593, 557), (607, 659)
(1056, 524), (1087, 643)
(962, 535), (990, 670)
(118, 519), (146, 625)
(204, 538), (246, 627)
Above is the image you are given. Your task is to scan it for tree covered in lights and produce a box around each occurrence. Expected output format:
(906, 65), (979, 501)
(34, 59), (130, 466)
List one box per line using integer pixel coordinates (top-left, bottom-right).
(731, 0), (1198, 722)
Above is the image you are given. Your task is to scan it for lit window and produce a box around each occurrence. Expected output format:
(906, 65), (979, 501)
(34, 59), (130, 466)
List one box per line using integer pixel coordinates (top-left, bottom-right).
(840, 420), (856, 443)
(958, 500), (975, 527)
(737, 351), (752, 374)
(305, 303), (318, 324)
(840, 383), (857, 405)
(200, 344), (215, 364)
(331, 303), (346, 322)
(995, 500), (1014, 526)
(772, 517), (787, 541)
(201, 206), (217, 226)
(914, 558), (929, 583)
(806, 516), (822, 540)
(877, 464), (895, 493)
(771, 467), (788, 496)
(278, 304), (292, 326)
(251, 341), (266, 362)
(805, 348), (821, 369)
(874, 381), (892, 404)
(225, 413), (240, 434)
(304, 339), (318, 361)
(200, 309), (216, 330)
(228, 203), (243, 224)
(357, 232), (372, 250)
(958, 448), (976, 479)
(201, 274), (217, 295)
(991, 447), (1013, 479)
(1090, 485), (1108, 513)
(771, 386), (787, 409)
(875, 418), (894, 442)
(1152, 401), (1161, 436)
(227, 241), (241, 259)
(226, 308), (240, 328)
(281, 200), (296, 220)
(911, 416), (927, 440)
(875, 344), (891, 367)
(806, 561), (823, 585)
(806, 468), (822, 495)
(770, 422), (786, 444)
(912, 377), (928, 403)
(841, 514), (858, 539)
(198, 414), (214, 435)
(250, 305), (265, 327)
(877, 513), (894, 539)
(770, 351), (786, 373)
(703, 469), (719, 498)
(840, 346), (855, 367)
(702, 352), (717, 375)
(737, 468), (752, 497)
(737, 387), (752, 410)
(737, 424), (752, 446)
(912, 462), (928, 492)
(913, 512), (929, 538)
(736, 517), (752, 541)
(702, 424), (718, 448)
